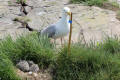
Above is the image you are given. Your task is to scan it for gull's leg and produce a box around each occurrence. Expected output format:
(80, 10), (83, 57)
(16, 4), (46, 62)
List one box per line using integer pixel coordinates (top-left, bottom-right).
(50, 39), (56, 46)
(61, 37), (65, 47)
(52, 39), (57, 48)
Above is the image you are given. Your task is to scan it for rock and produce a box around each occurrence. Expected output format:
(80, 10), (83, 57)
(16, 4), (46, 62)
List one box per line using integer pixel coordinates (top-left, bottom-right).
(25, 6), (32, 13)
(17, 60), (40, 72)
(29, 64), (39, 72)
(16, 60), (29, 72)
(33, 73), (38, 77)
(28, 61), (34, 66)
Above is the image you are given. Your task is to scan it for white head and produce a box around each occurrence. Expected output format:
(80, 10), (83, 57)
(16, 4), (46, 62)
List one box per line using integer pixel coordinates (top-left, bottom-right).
(62, 7), (71, 16)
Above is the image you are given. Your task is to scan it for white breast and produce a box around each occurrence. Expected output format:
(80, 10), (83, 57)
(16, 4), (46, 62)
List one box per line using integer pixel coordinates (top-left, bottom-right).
(53, 22), (70, 39)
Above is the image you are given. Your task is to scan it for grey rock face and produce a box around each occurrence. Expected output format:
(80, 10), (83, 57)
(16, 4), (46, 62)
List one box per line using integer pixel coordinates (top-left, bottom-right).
(16, 60), (29, 72)
(29, 64), (39, 72)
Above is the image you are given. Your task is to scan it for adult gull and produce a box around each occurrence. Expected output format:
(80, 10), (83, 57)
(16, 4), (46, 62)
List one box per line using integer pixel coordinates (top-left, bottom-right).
(41, 7), (71, 43)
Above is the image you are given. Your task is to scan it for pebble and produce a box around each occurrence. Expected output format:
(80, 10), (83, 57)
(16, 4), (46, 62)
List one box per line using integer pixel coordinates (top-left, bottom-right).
(33, 73), (38, 77)
(28, 71), (33, 75)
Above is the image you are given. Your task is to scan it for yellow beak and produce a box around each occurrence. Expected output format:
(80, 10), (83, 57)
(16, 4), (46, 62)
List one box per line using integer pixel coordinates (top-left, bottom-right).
(67, 12), (71, 16)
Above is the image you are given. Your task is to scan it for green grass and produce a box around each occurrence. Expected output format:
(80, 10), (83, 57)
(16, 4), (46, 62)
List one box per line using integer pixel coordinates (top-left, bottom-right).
(0, 53), (20, 80)
(99, 36), (120, 53)
(1, 33), (120, 80)
(53, 42), (120, 80)
(111, 1), (120, 8)
(70, 0), (108, 6)
(0, 33), (55, 69)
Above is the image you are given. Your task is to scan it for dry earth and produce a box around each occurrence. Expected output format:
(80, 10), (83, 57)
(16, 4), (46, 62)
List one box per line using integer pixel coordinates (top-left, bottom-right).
(0, 0), (120, 79)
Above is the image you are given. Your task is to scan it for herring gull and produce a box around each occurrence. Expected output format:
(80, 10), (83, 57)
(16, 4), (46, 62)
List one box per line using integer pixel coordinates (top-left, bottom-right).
(41, 7), (71, 43)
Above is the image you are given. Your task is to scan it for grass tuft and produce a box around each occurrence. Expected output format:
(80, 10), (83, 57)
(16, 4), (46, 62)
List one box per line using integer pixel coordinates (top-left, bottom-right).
(15, 33), (55, 69)
(0, 33), (55, 69)
(1, 33), (120, 80)
(99, 36), (120, 53)
(0, 53), (20, 80)
(53, 40), (120, 80)
(70, 0), (108, 6)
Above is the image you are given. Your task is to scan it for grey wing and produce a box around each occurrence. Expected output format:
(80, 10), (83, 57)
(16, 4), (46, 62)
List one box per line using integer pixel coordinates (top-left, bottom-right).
(41, 25), (56, 38)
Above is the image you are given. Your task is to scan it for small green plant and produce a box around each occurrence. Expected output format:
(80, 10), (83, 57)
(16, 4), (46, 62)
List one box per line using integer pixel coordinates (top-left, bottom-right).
(14, 17), (31, 22)
(111, 1), (120, 8)
(99, 36), (120, 53)
(16, 0), (26, 4)
(116, 10), (120, 21)
(8, 1), (12, 5)
(70, 0), (108, 6)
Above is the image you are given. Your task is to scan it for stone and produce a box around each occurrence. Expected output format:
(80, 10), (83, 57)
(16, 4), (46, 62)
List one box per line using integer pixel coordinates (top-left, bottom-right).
(16, 60), (29, 72)
(28, 61), (34, 66)
(25, 6), (32, 13)
(29, 64), (39, 72)
(33, 73), (38, 77)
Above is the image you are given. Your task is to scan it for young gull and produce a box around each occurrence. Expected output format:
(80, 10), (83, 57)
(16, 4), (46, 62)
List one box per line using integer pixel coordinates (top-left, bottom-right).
(41, 7), (71, 43)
